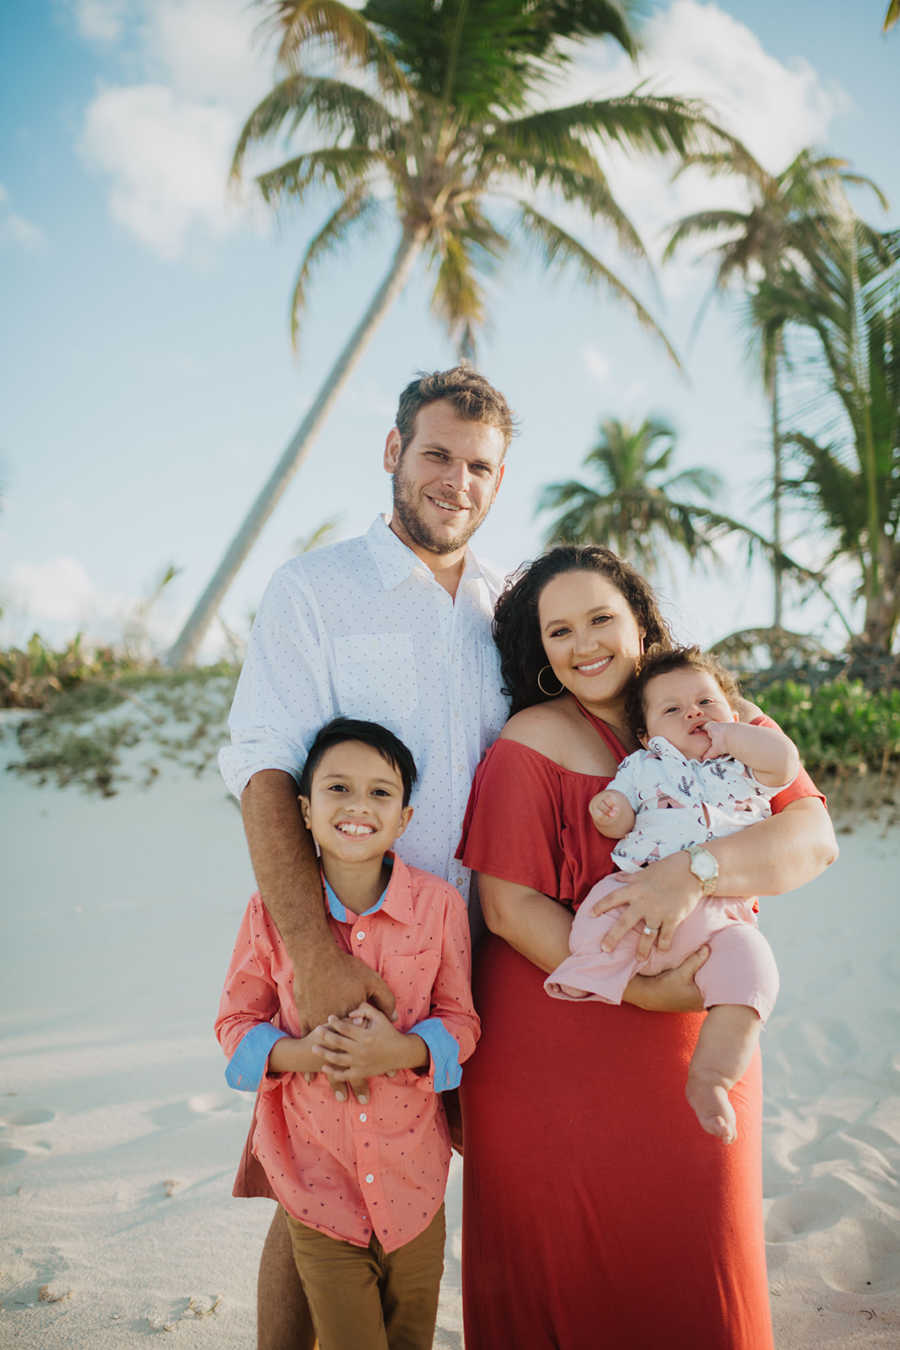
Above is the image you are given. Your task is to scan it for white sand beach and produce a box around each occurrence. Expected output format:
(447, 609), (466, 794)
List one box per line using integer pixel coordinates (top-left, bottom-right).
(1, 716), (898, 1349)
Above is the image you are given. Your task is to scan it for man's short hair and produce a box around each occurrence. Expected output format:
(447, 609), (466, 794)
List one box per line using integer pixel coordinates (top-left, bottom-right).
(394, 366), (517, 454)
(298, 717), (418, 806)
(624, 645), (741, 742)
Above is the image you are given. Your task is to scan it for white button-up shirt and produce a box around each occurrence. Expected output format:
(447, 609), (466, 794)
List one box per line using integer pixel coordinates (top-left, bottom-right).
(220, 516), (510, 904)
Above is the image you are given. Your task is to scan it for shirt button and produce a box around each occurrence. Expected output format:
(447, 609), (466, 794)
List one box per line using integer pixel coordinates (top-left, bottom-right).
(356, 931), (365, 942)
(456, 875), (465, 887)
(365, 1173), (374, 1184)
(359, 1113), (367, 1122)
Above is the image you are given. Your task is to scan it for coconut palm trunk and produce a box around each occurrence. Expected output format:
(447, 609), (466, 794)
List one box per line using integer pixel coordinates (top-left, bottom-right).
(770, 354), (784, 630)
(167, 227), (426, 667)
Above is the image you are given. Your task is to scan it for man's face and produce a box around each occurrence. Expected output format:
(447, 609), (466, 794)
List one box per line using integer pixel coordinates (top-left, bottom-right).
(384, 400), (505, 558)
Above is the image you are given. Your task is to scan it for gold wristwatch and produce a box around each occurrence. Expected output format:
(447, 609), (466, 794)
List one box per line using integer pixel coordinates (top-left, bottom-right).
(685, 843), (719, 895)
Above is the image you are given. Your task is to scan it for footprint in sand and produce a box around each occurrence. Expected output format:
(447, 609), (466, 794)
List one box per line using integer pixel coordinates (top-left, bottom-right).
(8, 1108), (55, 1126)
(148, 1093), (233, 1130)
(765, 1175), (859, 1243)
(0, 1108), (56, 1164)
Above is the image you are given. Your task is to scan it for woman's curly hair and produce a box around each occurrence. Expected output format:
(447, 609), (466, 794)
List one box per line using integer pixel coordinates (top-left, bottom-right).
(493, 546), (674, 716)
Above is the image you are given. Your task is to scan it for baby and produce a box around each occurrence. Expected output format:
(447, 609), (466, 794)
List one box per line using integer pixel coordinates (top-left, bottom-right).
(546, 646), (800, 1144)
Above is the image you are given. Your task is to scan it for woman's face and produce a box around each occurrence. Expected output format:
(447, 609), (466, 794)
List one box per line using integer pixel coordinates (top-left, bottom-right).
(537, 568), (645, 709)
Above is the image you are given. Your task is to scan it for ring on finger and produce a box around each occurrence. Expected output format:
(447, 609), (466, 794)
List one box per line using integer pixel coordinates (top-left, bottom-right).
(641, 924), (659, 937)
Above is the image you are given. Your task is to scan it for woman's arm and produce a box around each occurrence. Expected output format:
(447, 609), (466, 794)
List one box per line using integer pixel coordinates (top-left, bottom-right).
(595, 797), (838, 954)
(480, 873), (708, 1012)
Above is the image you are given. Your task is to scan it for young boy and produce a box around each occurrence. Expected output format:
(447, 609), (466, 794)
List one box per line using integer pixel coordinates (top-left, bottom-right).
(216, 717), (479, 1350)
(545, 647), (800, 1146)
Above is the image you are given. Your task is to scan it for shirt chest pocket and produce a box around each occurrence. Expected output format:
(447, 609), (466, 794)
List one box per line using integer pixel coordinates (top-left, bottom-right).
(331, 633), (418, 733)
(379, 946), (442, 1030)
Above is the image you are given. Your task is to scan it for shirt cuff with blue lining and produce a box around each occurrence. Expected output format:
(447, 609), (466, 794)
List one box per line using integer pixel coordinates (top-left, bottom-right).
(411, 1018), (463, 1092)
(226, 1022), (289, 1091)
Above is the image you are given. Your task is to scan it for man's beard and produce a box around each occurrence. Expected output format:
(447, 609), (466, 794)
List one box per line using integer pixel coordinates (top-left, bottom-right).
(391, 467), (483, 555)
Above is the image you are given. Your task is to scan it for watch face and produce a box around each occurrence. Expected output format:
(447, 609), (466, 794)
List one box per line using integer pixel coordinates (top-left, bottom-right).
(692, 849), (717, 881)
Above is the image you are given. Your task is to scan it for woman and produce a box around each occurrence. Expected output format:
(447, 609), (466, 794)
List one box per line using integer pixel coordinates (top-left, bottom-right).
(457, 547), (836, 1350)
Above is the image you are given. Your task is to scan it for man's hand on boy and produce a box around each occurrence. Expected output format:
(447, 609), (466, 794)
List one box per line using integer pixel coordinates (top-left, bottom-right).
(294, 946), (396, 1034)
(312, 1005), (429, 1082)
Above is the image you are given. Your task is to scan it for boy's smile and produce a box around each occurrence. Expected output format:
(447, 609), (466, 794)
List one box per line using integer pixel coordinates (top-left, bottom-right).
(299, 741), (413, 871)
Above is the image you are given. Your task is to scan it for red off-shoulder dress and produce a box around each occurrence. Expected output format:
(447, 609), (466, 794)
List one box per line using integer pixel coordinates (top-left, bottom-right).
(457, 709), (821, 1350)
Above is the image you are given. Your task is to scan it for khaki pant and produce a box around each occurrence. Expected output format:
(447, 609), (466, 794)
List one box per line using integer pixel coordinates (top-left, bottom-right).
(284, 1206), (445, 1350)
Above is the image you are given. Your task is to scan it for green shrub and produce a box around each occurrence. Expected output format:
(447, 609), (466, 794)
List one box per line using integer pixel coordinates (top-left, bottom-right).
(0, 634), (145, 708)
(748, 679), (900, 777)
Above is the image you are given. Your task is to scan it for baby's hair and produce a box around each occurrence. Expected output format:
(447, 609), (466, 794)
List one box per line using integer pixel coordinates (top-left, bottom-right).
(624, 646), (741, 741)
(298, 717), (418, 806)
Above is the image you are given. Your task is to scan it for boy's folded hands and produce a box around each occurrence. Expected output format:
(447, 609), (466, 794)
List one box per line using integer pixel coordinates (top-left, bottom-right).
(312, 1005), (429, 1082)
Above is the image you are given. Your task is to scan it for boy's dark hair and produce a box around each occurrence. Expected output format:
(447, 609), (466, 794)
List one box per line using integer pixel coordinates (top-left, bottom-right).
(394, 366), (517, 454)
(298, 717), (418, 806)
(624, 646), (741, 742)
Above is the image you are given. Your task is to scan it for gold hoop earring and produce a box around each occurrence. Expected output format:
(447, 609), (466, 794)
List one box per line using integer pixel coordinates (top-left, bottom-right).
(537, 664), (565, 698)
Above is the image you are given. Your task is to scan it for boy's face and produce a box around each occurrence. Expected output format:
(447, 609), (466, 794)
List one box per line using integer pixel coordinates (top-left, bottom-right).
(299, 740), (413, 865)
(640, 668), (738, 760)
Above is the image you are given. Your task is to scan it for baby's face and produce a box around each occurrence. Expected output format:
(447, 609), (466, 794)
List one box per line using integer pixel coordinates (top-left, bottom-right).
(641, 668), (737, 759)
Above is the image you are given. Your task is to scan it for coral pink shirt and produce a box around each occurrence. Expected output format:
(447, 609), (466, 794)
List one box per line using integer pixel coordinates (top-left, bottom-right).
(216, 856), (479, 1252)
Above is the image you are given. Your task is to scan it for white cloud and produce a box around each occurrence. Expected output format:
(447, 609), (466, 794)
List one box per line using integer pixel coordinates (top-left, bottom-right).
(140, 0), (273, 110)
(583, 346), (611, 382)
(74, 0), (131, 43)
(0, 184), (47, 251)
(77, 0), (276, 257)
(80, 84), (240, 257)
(6, 557), (125, 630)
(549, 1), (849, 290)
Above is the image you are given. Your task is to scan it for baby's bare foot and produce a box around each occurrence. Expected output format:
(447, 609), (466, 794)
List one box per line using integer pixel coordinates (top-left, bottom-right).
(686, 1069), (737, 1144)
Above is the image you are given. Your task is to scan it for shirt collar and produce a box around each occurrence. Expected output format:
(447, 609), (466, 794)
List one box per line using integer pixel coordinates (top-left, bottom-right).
(364, 513), (489, 595)
(323, 853), (417, 926)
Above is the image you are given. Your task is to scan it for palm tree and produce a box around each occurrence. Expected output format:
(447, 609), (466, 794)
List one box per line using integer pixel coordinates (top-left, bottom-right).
(663, 144), (887, 628)
(537, 415), (790, 581)
(167, 0), (727, 665)
(755, 223), (900, 652)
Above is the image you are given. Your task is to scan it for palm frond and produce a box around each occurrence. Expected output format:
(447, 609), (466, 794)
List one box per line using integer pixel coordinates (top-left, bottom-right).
(515, 204), (682, 368)
(662, 210), (749, 265)
(484, 142), (647, 258)
(501, 91), (723, 160)
(255, 146), (381, 207)
(267, 0), (410, 97)
(289, 188), (379, 347)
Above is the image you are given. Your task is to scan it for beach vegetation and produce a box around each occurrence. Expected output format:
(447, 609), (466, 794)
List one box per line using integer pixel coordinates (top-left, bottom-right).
(664, 144), (888, 629)
(167, 0), (733, 665)
(536, 414), (837, 596)
(754, 222), (900, 654)
(747, 678), (900, 781)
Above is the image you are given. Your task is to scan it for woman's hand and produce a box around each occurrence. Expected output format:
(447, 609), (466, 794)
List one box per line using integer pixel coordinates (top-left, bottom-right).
(591, 851), (703, 958)
(624, 946), (709, 1012)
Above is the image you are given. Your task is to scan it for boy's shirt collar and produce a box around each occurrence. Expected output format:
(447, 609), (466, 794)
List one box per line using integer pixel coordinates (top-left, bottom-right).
(322, 853), (417, 926)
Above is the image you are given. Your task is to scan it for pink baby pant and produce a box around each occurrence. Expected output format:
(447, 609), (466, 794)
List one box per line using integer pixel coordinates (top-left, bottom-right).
(545, 874), (779, 1021)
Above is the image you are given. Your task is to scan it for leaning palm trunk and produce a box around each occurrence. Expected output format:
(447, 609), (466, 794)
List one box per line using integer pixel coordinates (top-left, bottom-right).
(770, 357), (784, 629)
(167, 228), (425, 667)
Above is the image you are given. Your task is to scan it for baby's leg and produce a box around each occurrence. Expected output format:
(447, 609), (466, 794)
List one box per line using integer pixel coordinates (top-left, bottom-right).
(686, 916), (780, 1144)
(685, 1005), (761, 1145)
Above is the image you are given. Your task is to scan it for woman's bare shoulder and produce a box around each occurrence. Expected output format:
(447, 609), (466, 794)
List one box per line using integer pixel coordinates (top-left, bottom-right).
(499, 700), (583, 757)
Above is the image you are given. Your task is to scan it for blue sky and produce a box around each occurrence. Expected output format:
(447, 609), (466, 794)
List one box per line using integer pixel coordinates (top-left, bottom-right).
(1, 1), (897, 660)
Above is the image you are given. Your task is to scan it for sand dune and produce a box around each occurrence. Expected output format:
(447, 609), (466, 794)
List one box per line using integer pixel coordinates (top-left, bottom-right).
(1, 717), (897, 1347)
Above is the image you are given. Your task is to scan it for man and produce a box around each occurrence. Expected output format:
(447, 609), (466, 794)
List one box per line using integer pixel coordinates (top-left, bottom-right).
(220, 366), (515, 1348)
(222, 366), (711, 1348)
